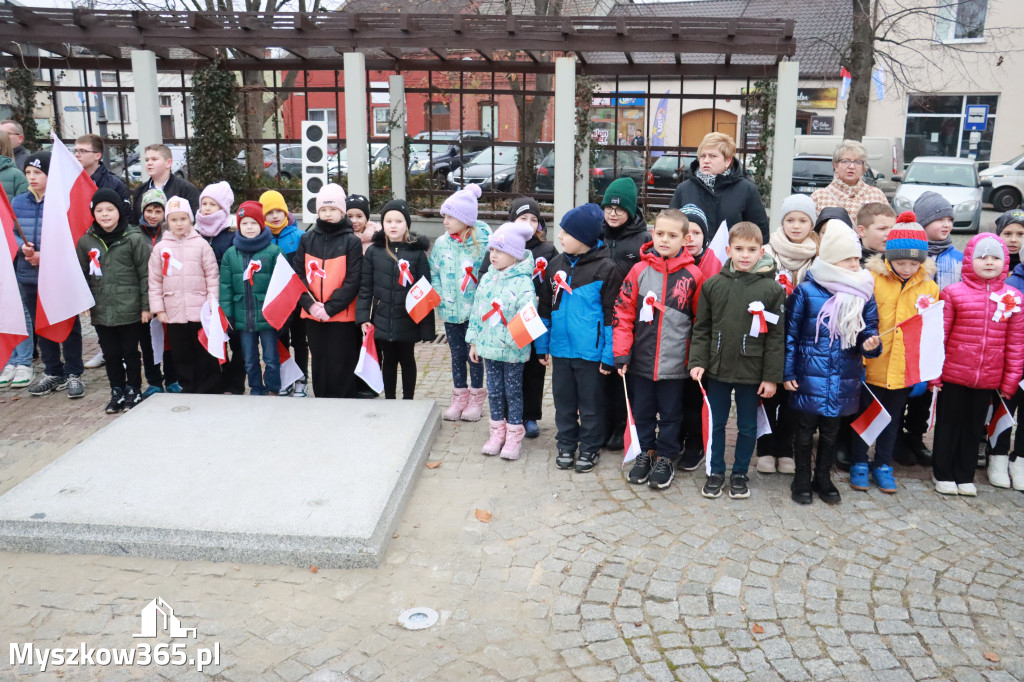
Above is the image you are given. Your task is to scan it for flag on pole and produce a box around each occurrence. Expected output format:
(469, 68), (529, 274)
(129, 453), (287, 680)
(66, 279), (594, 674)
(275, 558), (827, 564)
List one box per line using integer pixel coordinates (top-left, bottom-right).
(896, 299), (945, 383)
(986, 396), (1016, 447)
(699, 381), (715, 476)
(277, 340), (305, 389)
(35, 135), (97, 342)
(262, 253), (307, 330)
(622, 375), (642, 466)
(705, 221), (729, 276)
(198, 300), (229, 364)
(851, 384), (892, 446)
(872, 65), (886, 101)
(508, 302), (548, 349)
(405, 276), (440, 324)
(0, 182), (18, 261)
(0, 212), (28, 367)
(354, 324), (384, 393)
(756, 402), (773, 438)
(149, 317), (166, 366)
(839, 66), (852, 100)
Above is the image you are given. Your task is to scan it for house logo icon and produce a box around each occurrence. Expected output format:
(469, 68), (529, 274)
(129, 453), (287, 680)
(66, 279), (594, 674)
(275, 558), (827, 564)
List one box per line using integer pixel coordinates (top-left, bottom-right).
(133, 597), (197, 639)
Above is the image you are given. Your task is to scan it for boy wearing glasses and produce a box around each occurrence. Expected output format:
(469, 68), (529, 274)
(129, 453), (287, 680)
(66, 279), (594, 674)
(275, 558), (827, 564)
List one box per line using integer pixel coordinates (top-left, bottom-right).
(75, 134), (131, 215)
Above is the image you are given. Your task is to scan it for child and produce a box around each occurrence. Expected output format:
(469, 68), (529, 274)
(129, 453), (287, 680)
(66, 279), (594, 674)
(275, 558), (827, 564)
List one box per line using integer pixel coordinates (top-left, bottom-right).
(292, 183), (363, 398)
(617, 209), (705, 490)
(679, 204), (721, 281)
(135, 188), (181, 396)
(996, 209), (1024, 272)
(466, 222), (538, 459)
(138, 188), (167, 247)
(77, 188), (152, 412)
(261, 189), (307, 397)
(15, 152), (85, 398)
(814, 207), (852, 234)
(147, 196), (221, 394)
(933, 234), (1024, 496)
(346, 193), (382, 254)
(219, 201), (284, 396)
(536, 204), (622, 473)
(196, 181), (236, 260)
(784, 219), (881, 505)
(689, 221), (782, 498)
(997, 228), (1024, 488)
(758, 195), (819, 475)
(356, 199), (434, 400)
(852, 213), (938, 494)
(856, 202), (896, 263)
(430, 184), (492, 421)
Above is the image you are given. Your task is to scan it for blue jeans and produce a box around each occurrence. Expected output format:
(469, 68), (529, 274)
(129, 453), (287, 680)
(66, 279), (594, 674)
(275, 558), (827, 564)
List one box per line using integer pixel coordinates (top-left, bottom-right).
(20, 282), (83, 377)
(484, 359), (524, 424)
(632, 375), (685, 460)
(445, 322), (483, 389)
(706, 378), (760, 475)
(9, 299), (33, 367)
(239, 329), (280, 395)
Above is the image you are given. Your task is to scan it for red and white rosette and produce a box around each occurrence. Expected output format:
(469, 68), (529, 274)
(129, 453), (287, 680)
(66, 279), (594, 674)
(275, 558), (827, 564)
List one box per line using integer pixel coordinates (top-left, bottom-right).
(398, 259), (414, 287)
(161, 250), (183, 276)
(639, 290), (664, 323)
(482, 299), (506, 327)
(459, 259), (478, 293)
(532, 256), (548, 282)
(242, 259), (262, 285)
(306, 260), (327, 283)
(748, 301), (779, 337)
(991, 290), (1022, 323)
(88, 248), (102, 276)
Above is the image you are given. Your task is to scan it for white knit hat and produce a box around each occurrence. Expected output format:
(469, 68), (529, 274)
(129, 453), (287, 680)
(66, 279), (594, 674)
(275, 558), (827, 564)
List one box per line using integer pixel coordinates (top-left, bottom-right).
(817, 219), (862, 264)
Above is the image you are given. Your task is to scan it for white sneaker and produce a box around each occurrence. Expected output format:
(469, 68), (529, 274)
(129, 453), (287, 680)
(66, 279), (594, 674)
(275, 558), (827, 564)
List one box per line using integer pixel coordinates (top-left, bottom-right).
(292, 381), (307, 397)
(988, 454), (1011, 488)
(0, 364), (14, 388)
(776, 457), (796, 474)
(84, 351), (105, 369)
(11, 365), (33, 388)
(934, 479), (958, 495)
(957, 483), (978, 496)
(1010, 457), (1024, 491)
(756, 455), (777, 473)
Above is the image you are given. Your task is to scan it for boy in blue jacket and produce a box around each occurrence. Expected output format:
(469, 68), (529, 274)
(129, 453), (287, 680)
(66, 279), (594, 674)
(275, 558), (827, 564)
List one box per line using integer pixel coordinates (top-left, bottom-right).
(536, 204), (623, 474)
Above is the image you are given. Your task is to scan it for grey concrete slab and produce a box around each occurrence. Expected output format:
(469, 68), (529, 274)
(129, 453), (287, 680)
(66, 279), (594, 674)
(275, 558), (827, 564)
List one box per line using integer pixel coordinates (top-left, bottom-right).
(0, 394), (440, 568)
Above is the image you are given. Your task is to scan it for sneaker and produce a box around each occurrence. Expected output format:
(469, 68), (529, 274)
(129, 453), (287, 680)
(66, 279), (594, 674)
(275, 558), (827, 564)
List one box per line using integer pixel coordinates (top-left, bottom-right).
(11, 365), (33, 388)
(29, 374), (68, 397)
(627, 450), (654, 484)
(555, 449), (576, 470)
(124, 386), (143, 409)
(575, 450), (600, 473)
(871, 465), (898, 493)
(84, 351), (105, 369)
(679, 447), (705, 471)
(166, 382), (183, 393)
(0, 364), (14, 388)
(756, 455), (777, 474)
(292, 381), (308, 397)
(849, 462), (870, 491)
(66, 374), (86, 399)
(729, 473), (750, 499)
(934, 479), (958, 495)
(702, 473), (726, 498)
(278, 383), (294, 397)
(105, 387), (125, 414)
(524, 420), (540, 439)
(648, 457), (676, 490)
(957, 482), (978, 496)
(142, 385), (164, 397)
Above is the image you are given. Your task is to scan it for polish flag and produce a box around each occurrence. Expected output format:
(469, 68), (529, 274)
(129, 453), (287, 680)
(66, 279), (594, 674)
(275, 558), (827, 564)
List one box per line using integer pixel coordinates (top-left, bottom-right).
(897, 300), (945, 384)
(757, 402), (773, 438)
(262, 253), (307, 330)
(839, 66), (852, 100)
(699, 381), (714, 476)
(149, 317), (167, 366)
(198, 300), (229, 364)
(622, 381), (642, 466)
(35, 135), (97, 342)
(405, 276), (440, 324)
(852, 385), (891, 446)
(986, 396), (1015, 447)
(705, 220), (729, 277)
(354, 324), (384, 393)
(0, 212), (28, 367)
(0, 182), (17, 261)
(927, 387), (938, 432)
(277, 340), (305, 389)
(508, 301), (548, 349)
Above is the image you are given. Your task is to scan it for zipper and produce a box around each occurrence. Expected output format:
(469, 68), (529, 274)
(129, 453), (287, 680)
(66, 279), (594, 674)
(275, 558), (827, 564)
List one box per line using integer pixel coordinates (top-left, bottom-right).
(654, 268), (666, 380)
(977, 282), (991, 386)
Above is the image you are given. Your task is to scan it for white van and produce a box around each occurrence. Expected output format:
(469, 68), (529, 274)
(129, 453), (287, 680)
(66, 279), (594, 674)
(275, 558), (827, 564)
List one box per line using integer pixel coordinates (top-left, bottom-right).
(793, 135), (905, 197)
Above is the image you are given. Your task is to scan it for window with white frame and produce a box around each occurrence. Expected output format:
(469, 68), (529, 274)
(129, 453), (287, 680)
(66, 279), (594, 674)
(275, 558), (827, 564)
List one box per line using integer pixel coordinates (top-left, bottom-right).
(308, 108), (338, 136)
(479, 103), (498, 136)
(103, 94), (131, 123)
(936, 0), (988, 42)
(373, 107), (389, 137)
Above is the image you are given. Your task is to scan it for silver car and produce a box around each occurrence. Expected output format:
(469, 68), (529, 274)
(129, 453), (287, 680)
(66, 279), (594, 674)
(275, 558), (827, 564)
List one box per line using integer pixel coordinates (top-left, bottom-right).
(892, 156), (982, 233)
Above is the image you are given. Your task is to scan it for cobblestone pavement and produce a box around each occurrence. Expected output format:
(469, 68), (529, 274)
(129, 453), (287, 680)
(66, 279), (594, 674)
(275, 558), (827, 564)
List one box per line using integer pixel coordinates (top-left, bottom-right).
(1, 324), (1023, 681)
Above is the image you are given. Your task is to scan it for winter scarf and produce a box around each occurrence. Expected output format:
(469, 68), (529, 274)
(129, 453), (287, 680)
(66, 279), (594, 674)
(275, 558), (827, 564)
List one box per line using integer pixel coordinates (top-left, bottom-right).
(266, 212), (291, 235)
(232, 226), (272, 254)
(807, 259), (875, 350)
(195, 209), (230, 239)
(695, 169), (717, 191)
(927, 236), (954, 258)
(768, 229), (818, 273)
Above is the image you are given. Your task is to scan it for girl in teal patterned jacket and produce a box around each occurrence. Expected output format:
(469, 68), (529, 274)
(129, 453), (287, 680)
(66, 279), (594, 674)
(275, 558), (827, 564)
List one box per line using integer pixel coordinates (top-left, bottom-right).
(467, 222), (538, 460)
(429, 184), (492, 422)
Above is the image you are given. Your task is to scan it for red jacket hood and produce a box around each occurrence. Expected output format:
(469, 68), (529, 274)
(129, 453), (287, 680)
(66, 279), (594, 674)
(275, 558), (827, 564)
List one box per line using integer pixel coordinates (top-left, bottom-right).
(962, 232), (1010, 290)
(639, 241), (696, 273)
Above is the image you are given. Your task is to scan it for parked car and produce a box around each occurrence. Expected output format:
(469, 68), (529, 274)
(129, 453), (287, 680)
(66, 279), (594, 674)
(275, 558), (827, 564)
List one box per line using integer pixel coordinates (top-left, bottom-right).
(892, 156), (982, 233)
(407, 130), (492, 182)
(128, 145), (189, 182)
(535, 149), (646, 195)
(647, 153), (697, 188)
(236, 146), (292, 178)
(447, 145), (520, 191)
(334, 143), (388, 177)
(979, 152), (1024, 211)
(791, 155), (879, 196)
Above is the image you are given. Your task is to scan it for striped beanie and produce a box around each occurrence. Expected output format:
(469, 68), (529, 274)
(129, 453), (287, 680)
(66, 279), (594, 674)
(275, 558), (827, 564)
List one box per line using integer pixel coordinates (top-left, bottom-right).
(885, 211), (928, 263)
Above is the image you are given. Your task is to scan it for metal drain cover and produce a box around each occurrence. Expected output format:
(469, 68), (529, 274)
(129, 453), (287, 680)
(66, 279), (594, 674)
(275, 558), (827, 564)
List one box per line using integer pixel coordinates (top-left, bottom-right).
(398, 607), (438, 630)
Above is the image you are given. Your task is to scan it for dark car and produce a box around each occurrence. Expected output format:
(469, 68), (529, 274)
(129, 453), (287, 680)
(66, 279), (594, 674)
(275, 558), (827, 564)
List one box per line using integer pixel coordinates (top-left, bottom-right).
(792, 154), (877, 196)
(408, 130), (492, 182)
(647, 153), (697, 189)
(447, 145), (519, 191)
(535, 149), (646, 195)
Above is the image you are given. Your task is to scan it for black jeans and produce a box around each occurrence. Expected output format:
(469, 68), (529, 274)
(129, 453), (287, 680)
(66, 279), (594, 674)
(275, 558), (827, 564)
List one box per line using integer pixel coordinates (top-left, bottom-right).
(165, 321), (222, 394)
(903, 392), (931, 437)
(793, 410), (841, 471)
(758, 386), (794, 459)
(851, 385), (910, 468)
(377, 339), (417, 400)
(221, 330), (247, 394)
(932, 382), (990, 484)
(94, 323), (144, 391)
(678, 378), (704, 453)
(305, 320), (361, 398)
(552, 357), (606, 454)
(522, 345), (547, 422)
(632, 375), (685, 461)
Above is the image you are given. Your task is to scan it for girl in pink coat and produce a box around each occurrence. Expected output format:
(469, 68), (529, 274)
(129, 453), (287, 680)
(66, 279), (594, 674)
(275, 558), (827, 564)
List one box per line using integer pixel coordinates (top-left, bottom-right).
(932, 233), (1024, 496)
(148, 196), (222, 394)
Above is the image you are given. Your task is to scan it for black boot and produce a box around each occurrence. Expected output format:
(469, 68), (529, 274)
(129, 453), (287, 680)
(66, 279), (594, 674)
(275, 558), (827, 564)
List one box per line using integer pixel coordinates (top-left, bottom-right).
(791, 456), (813, 505)
(904, 433), (932, 466)
(834, 438), (852, 473)
(892, 431), (918, 467)
(604, 422), (625, 451)
(811, 436), (841, 505)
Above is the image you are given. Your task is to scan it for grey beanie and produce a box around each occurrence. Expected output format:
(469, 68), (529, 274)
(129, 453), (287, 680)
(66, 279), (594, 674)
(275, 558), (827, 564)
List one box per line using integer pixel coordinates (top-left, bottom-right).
(913, 191), (954, 230)
(778, 194), (817, 224)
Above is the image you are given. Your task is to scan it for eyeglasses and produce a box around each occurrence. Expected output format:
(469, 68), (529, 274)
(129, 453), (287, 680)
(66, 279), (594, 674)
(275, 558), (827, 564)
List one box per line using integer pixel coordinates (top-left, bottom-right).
(73, 148), (99, 156)
(604, 206), (626, 215)
(837, 159), (865, 167)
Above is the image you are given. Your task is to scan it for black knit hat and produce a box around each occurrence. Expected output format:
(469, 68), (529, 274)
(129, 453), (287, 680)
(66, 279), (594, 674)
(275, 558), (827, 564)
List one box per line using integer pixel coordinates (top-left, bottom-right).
(25, 151), (51, 176)
(380, 198), (411, 226)
(995, 209), (1024, 236)
(814, 206), (852, 233)
(508, 196), (546, 232)
(346, 193), (371, 219)
(90, 188), (125, 219)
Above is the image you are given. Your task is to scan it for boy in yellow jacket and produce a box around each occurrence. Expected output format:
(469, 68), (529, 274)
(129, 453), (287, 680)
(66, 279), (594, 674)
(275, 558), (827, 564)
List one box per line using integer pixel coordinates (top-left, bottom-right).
(851, 212), (938, 494)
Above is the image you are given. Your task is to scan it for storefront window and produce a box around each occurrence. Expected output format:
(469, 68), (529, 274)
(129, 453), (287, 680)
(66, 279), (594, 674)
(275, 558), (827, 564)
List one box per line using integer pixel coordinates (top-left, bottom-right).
(904, 94), (997, 164)
(590, 96), (646, 147)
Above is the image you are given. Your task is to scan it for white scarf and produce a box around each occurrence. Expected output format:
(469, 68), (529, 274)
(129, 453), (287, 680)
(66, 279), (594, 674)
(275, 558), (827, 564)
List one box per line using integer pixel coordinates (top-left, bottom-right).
(807, 259), (874, 350)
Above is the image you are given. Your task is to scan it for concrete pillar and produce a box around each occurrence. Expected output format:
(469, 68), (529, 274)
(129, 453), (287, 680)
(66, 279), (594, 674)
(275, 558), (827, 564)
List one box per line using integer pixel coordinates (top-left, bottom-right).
(130, 50), (162, 180)
(553, 56), (577, 246)
(769, 61), (799, 227)
(575, 134), (590, 207)
(343, 52), (369, 197)
(389, 75), (407, 201)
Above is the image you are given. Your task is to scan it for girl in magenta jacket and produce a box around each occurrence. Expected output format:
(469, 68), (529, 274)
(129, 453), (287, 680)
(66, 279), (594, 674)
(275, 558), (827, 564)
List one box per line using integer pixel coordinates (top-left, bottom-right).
(932, 233), (1024, 496)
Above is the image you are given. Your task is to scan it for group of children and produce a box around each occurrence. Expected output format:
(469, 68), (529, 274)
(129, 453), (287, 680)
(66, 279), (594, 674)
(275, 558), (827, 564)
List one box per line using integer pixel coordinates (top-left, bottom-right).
(8, 138), (1024, 502)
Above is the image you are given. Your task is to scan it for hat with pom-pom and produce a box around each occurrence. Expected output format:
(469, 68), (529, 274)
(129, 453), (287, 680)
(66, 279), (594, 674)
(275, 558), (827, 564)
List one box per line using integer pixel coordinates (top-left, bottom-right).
(488, 221), (536, 260)
(440, 184), (481, 227)
(885, 211), (929, 263)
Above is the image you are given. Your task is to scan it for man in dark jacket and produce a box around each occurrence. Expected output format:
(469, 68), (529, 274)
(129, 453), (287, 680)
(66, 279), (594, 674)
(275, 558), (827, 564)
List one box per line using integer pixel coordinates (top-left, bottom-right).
(130, 144), (200, 224)
(75, 134), (132, 216)
(1, 119), (29, 171)
(669, 133), (769, 242)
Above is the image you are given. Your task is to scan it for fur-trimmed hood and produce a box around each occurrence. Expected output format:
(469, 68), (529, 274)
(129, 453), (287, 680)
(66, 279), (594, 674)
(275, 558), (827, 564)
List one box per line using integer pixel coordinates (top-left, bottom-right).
(865, 253), (937, 279)
(371, 228), (430, 251)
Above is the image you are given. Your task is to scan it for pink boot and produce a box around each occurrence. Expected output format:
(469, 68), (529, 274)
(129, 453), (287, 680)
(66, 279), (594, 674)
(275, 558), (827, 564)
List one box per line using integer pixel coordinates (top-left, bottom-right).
(443, 388), (469, 421)
(461, 387), (487, 422)
(500, 423), (526, 460)
(482, 420), (506, 455)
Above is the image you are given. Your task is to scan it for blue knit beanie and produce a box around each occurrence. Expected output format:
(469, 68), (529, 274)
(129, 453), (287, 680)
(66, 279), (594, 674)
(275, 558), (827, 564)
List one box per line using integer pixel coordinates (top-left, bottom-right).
(560, 203), (604, 248)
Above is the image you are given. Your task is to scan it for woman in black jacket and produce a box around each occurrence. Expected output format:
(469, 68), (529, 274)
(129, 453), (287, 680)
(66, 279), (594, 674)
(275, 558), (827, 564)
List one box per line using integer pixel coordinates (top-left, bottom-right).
(356, 200), (435, 400)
